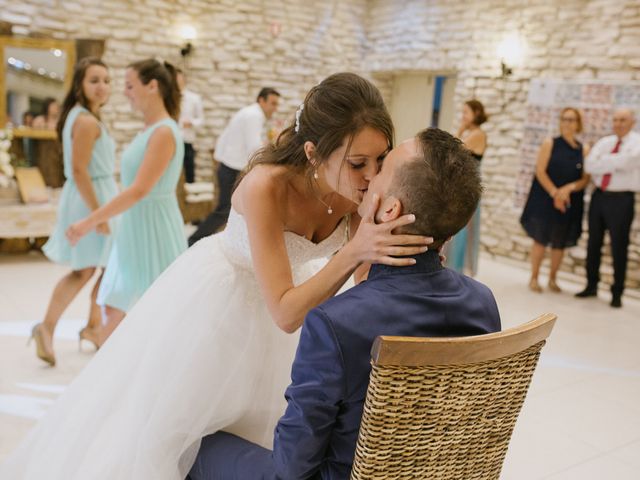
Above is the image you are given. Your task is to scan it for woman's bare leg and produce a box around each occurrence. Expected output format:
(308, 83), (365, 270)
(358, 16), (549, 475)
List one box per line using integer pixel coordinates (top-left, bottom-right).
(549, 248), (565, 292)
(79, 271), (105, 349)
(41, 267), (95, 336)
(34, 268), (95, 363)
(99, 305), (126, 346)
(529, 241), (545, 292)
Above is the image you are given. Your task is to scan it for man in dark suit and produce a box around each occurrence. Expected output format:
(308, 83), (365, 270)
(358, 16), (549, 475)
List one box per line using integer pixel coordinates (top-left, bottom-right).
(188, 128), (502, 479)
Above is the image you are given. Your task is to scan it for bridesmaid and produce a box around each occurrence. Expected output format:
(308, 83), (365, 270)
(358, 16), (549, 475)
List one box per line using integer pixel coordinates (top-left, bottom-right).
(67, 59), (187, 345)
(446, 99), (488, 276)
(32, 57), (118, 366)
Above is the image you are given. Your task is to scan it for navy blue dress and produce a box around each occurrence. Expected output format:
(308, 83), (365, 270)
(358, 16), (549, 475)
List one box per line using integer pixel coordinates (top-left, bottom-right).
(520, 136), (585, 248)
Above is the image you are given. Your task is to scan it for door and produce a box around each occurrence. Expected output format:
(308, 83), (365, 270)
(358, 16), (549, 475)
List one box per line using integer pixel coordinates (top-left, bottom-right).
(389, 74), (434, 144)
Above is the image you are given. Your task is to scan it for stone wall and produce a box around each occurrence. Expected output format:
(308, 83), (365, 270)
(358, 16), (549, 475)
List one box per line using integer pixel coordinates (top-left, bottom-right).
(365, 0), (640, 291)
(1, 0), (368, 180)
(1, 0), (639, 290)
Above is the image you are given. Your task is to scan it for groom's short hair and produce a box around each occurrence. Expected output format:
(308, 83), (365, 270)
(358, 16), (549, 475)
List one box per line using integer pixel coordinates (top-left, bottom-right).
(390, 128), (482, 248)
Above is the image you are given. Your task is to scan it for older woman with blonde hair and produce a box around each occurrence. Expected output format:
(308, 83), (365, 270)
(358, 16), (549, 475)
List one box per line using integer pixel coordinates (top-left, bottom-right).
(520, 107), (591, 292)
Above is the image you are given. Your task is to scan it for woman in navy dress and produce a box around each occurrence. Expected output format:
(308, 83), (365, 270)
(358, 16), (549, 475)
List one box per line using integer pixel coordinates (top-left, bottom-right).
(520, 107), (590, 292)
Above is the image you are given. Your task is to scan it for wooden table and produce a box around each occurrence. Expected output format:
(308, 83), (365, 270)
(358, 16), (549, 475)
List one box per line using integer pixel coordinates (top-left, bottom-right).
(0, 189), (59, 253)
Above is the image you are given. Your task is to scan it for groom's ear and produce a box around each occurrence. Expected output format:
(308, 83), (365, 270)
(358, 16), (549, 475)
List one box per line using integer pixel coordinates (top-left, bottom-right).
(378, 196), (403, 223)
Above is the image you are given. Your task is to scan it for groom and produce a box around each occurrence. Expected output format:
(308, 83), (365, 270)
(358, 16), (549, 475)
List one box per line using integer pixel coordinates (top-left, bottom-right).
(188, 128), (502, 479)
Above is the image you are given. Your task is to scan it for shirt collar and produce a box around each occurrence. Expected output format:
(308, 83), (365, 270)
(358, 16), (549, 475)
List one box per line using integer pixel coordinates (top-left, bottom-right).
(252, 102), (267, 120)
(367, 250), (444, 280)
(617, 131), (638, 144)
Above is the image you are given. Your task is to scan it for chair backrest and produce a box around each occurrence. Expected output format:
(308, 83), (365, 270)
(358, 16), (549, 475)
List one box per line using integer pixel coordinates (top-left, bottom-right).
(350, 313), (557, 480)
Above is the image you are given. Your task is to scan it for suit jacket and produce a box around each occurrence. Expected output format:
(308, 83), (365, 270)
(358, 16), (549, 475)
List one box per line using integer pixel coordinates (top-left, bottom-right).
(189, 251), (501, 480)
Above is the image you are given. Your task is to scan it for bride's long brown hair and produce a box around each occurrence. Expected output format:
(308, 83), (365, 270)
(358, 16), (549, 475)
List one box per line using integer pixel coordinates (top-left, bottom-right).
(241, 72), (394, 187)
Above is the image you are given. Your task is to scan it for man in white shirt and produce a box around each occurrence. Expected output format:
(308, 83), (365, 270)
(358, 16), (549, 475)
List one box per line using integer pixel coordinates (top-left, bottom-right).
(576, 108), (640, 307)
(177, 69), (205, 183)
(188, 87), (280, 246)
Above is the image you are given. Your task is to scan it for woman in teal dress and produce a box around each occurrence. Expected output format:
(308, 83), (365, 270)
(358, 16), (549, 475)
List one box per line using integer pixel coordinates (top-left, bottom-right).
(67, 59), (187, 345)
(31, 57), (118, 366)
(446, 99), (488, 277)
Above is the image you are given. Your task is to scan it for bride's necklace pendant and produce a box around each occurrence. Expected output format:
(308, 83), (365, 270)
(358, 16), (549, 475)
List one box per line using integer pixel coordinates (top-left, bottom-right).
(327, 207), (333, 215)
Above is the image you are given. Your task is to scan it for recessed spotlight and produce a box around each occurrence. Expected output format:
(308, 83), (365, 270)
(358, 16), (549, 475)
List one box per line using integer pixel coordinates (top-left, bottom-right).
(37, 67), (46, 75)
(52, 49), (62, 57)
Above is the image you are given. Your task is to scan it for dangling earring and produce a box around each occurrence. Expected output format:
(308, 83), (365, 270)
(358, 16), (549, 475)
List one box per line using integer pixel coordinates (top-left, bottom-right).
(313, 170), (319, 180)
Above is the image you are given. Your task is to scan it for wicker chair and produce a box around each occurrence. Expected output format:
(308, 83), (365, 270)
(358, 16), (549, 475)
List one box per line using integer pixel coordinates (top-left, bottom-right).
(350, 313), (557, 480)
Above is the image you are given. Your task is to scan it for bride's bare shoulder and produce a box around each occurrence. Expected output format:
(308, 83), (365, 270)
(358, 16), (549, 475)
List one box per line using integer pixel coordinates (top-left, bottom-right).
(233, 165), (292, 214)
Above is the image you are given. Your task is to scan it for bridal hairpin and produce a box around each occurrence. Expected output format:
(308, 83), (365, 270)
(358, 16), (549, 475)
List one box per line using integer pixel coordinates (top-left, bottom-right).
(294, 104), (304, 133)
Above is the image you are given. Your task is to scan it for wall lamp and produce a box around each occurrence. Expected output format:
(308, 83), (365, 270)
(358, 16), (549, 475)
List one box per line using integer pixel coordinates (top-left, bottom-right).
(177, 24), (197, 58)
(497, 32), (526, 78)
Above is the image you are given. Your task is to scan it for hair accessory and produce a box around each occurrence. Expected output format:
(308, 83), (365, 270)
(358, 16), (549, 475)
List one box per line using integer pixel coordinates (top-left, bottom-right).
(294, 104), (304, 133)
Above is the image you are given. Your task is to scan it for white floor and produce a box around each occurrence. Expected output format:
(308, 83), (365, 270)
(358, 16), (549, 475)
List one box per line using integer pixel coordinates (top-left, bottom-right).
(0, 251), (639, 479)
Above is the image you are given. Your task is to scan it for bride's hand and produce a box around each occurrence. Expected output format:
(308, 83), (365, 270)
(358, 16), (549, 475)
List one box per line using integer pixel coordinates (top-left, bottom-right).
(66, 219), (93, 246)
(348, 194), (434, 267)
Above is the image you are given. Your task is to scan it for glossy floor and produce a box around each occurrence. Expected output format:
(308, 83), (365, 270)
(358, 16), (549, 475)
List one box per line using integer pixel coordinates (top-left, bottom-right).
(0, 252), (638, 478)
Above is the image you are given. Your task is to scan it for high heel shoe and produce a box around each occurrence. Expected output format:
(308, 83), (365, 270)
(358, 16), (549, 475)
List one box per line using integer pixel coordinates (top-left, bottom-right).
(548, 279), (562, 293)
(79, 326), (101, 351)
(28, 323), (56, 366)
(528, 279), (543, 293)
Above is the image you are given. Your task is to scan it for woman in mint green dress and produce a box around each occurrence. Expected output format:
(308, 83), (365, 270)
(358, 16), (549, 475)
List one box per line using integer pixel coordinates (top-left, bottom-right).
(30, 58), (118, 367)
(67, 59), (187, 345)
(446, 99), (488, 277)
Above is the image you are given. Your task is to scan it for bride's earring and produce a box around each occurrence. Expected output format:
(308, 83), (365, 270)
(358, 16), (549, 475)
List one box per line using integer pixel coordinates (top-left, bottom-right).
(313, 169), (319, 180)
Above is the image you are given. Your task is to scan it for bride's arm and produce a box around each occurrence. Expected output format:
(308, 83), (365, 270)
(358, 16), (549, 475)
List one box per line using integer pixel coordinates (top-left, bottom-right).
(241, 170), (431, 334)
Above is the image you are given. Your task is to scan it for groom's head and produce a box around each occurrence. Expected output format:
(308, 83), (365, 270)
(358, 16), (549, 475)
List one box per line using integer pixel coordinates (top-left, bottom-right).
(358, 128), (482, 249)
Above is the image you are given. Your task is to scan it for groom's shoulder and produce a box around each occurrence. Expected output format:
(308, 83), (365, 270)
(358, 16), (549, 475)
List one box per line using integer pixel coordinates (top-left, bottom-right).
(311, 268), (499, 330)
(319, 281), (376, 312)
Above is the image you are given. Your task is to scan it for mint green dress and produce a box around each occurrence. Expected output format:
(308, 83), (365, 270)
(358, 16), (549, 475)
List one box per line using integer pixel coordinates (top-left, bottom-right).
(97, 118), (187, 312)
(43, 106), (118, 270)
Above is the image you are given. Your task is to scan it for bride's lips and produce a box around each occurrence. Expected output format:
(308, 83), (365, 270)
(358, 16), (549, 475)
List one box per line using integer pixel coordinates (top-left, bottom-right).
(356, 188), (368, 203)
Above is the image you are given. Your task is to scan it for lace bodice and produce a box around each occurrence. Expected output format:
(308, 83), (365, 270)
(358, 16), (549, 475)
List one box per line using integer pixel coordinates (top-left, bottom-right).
(220, 208), (348, 271)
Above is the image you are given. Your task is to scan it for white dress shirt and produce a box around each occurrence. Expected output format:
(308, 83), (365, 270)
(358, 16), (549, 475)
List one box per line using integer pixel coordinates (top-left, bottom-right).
(179, 89), (204, 144)
(585, 130), (640, 192)
(215, 103), (267, 171)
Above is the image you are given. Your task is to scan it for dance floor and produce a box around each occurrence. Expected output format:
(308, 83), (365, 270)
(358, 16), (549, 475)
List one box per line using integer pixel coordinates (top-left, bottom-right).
(0, 251), (638, 479)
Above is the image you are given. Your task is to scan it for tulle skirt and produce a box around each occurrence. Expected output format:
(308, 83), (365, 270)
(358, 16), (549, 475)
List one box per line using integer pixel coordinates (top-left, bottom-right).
(0, 234), (306, 479)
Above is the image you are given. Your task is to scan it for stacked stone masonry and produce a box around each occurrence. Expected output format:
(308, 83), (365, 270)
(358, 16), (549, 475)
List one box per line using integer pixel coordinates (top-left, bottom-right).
(1, 0), (638, 290)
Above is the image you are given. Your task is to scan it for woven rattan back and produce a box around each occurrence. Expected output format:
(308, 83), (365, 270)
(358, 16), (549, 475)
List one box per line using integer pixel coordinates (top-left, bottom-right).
(350, 313), (557, 480)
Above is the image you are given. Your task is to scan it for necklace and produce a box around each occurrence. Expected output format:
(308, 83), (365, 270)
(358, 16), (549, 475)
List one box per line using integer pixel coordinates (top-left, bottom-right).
(312, 170), (333, 214)
(318, 197), (333, 215)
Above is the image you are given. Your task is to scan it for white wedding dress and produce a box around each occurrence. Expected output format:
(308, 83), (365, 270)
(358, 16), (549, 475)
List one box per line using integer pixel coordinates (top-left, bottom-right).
(1, 208), (349, 479)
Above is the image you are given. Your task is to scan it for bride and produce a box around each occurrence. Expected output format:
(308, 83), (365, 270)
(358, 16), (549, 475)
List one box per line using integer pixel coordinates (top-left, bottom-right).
(1, 72), (431, 479)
